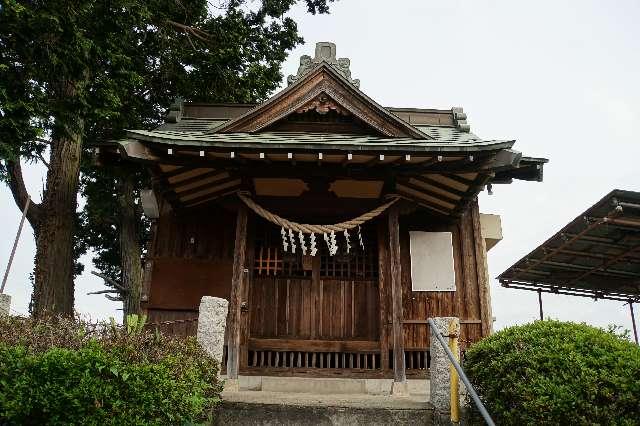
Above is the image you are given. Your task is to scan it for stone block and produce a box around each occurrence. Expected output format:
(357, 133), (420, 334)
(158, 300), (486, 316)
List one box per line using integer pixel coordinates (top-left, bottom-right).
(196, 296), (228, 366)
(0, 294), (10, 316)
(429, 317), (461, 415)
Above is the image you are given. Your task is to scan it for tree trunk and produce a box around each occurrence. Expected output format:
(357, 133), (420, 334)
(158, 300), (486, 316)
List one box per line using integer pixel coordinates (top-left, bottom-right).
(118, 173), (143, 316)
(31, 125), (83, 316)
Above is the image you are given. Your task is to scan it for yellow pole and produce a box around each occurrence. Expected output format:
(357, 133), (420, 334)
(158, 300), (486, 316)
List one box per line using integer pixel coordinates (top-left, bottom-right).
(449, 321), (460, 423)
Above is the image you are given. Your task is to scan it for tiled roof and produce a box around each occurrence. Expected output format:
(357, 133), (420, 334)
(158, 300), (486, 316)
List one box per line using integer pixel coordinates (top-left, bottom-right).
(124, 129), (511, 152)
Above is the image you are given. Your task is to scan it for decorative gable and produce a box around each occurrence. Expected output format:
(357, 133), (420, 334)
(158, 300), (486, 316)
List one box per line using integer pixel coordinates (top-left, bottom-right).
(215, 42), (428, 139)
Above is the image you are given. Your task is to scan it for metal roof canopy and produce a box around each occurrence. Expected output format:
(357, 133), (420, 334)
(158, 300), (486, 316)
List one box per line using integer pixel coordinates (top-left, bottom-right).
(499, 189), (640, 303)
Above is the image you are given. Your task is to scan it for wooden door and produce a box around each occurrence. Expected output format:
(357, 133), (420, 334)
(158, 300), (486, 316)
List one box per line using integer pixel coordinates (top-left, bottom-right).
(246, 221), (382, 375)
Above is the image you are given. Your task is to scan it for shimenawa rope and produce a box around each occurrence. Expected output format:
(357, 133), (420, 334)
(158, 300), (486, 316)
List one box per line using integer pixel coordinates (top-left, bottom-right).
(237, 191), (398, 234)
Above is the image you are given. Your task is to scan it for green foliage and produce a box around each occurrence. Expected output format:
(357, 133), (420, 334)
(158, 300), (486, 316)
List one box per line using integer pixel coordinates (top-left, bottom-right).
(464, 320), (640, 425)
(0, 315), (221, 425)
(1, 0), (335, 308)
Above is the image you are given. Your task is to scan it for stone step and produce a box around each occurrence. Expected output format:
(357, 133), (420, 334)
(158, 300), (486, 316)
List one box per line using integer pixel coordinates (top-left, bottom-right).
(229, 375), (430, 397)
(215, 390), (435, 426)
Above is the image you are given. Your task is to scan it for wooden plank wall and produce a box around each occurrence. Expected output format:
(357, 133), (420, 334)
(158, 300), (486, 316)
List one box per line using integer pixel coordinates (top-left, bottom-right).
(249, 277), (379, 341)
(143, 203), (237, 327)
(379, 199), (488, 353)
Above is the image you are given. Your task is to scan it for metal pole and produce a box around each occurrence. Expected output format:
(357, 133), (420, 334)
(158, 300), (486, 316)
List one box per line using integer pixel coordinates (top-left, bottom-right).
(1, 196), (30, 294)
(538, 289), (544, 320)
(428, 318), (495, 426)
(448, 321), (460, 423)
(630, 301), (638, 345)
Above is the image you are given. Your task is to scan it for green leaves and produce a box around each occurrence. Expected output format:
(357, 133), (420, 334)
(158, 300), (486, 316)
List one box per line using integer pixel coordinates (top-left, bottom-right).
(0, 315), (222, 424)
(464, 320), (640, 425)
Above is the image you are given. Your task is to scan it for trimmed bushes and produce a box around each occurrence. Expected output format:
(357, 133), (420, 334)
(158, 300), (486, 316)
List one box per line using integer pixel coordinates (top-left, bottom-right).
(0, 315), (222, 425)
(465, 320), (640, 425)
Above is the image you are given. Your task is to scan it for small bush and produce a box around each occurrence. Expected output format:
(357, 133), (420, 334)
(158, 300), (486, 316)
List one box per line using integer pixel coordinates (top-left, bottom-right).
(0, 315), (222, 425)
(464, 320), (640, 425)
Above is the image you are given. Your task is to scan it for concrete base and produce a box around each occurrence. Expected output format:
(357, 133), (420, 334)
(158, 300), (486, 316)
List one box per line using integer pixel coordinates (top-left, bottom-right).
(222, 375), (429, 398)
(224, 378), (240, 392)
(391, 381), (410, 397)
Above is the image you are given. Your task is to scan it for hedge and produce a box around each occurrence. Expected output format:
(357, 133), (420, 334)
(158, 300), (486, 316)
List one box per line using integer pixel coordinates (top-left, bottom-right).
(464, 320), (640, 425)
(0, 315), (222, 425)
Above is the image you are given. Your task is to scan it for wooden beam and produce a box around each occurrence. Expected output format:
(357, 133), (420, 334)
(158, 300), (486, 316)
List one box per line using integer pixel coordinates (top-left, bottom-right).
(388, 205), (406, 384)
(412, 175), (466, 197)
(227, 204), (248, 381)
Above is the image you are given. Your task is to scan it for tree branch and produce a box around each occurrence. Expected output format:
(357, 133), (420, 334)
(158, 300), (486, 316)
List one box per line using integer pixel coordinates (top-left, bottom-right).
(6, 159), (42, 229)
(104, 294), (123, 302)
(87, 289), (123, 295)
(91, 271), (127, 292)
(36, 152), (49, 168)
(166, 20), (212, 43)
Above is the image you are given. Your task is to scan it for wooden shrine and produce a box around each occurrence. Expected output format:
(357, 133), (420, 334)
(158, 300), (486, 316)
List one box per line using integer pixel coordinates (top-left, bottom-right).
(99, 42), (546, 384)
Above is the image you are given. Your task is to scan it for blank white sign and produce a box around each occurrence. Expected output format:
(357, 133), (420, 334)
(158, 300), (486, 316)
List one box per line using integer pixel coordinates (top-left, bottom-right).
(409, 231), (456, 292)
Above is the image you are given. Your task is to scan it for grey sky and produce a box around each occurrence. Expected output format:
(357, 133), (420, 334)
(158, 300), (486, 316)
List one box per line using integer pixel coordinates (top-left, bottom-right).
(1, 0), (639, 333)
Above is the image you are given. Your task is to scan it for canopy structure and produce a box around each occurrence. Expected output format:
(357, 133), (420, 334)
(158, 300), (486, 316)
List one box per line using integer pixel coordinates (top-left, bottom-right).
(499, 189), (640, 343)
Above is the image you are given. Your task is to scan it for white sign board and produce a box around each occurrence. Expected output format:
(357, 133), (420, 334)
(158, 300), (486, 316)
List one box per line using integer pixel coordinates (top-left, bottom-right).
(409, 231), (456, 292)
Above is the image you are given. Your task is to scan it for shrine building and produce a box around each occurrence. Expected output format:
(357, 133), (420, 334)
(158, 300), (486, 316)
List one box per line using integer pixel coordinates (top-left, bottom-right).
(99, 42), (547, 388)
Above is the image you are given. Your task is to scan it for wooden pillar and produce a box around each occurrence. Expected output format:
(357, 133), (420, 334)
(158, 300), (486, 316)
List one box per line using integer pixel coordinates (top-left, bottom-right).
(377, 221), (390, 371)
(227, 204), (248, 381)
(471, 200), (493, 336)
(388, 205), (406, 384)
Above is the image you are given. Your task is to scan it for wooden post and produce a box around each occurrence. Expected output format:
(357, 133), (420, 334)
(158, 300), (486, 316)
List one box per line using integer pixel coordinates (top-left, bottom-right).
(630, 301), (638, 345)
(538, 289), (544, 321)
(1, 196), (30, 294)
(388, 205), (406, 386)
(227, 204), (248, 383)
(471, 200), (493, 336)
(377, 221), (390, 371)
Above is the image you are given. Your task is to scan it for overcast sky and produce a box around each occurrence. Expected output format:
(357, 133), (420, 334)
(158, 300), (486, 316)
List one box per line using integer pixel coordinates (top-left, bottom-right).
(1, 1), (639, 335)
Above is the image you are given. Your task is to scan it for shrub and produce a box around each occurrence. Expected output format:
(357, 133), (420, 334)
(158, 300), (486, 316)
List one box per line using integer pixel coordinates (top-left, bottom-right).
(464, 320), (640, 425)
(0, 315), (222, 425)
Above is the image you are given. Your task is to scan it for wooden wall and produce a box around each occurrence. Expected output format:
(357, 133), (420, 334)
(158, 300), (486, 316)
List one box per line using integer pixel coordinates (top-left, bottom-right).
(379, 199), (490, 354)
(249, 277), (379, 341)
(143, 203), (237, 326)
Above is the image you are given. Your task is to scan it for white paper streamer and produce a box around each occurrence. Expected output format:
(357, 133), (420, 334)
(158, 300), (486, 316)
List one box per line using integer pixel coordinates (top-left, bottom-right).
(299, 231), (307, 255)
(281, 227), (289, 252)
(344, 229), (351, 253)
(310, 233), (317, 256)
(288, 228), (296, 254)
(358, 225), (365, 250)
(329, 230), (337, 256)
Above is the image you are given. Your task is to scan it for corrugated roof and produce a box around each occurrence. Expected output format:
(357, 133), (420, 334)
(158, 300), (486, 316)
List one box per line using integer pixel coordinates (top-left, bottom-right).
(499, 189), (640, 301)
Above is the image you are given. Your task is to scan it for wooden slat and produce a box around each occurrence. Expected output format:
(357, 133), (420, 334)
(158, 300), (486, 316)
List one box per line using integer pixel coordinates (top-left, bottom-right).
(249, 338), (380, 353)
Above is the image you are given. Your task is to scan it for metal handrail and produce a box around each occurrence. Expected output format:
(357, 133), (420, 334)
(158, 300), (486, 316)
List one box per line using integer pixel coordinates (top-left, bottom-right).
(428, 318), (495, 426)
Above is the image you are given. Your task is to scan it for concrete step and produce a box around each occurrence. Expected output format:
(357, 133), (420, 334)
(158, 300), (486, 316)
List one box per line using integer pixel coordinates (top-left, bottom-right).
(215, 390), (435, 426)
(230, 375), (430, 397)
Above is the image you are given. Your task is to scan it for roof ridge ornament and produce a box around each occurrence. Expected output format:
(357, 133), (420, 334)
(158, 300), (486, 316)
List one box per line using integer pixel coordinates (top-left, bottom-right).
(452, 107), (470, 132)
(165, 97), (184, 123)
(287, 42), (360, 88)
